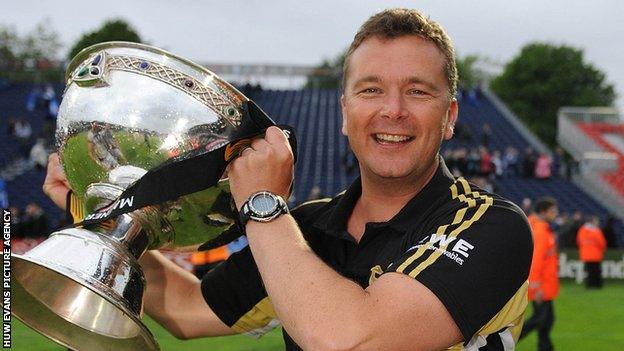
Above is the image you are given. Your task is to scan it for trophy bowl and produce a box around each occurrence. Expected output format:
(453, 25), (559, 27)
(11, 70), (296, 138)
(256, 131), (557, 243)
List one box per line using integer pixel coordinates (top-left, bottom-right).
(11, 41), (258, 350)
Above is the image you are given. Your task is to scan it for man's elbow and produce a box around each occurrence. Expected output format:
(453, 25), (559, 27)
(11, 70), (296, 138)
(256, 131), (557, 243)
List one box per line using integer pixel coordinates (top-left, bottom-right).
(296, 326), (372, 351)
(154, 319), (194, 340)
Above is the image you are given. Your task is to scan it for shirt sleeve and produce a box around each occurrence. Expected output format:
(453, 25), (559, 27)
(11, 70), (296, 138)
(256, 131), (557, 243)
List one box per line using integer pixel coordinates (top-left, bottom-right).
(199, 199), (329, 337)
(200, 245), (279, 337)
(387, 199), (533, 342)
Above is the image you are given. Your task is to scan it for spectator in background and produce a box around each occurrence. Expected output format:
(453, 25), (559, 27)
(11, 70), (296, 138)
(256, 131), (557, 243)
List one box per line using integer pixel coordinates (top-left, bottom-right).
(552, 147), (567, 179)
(491, 150), (503, 178)
(478, 146), (493, 177)
(521, 197), (559, 351)
(9, 206), (23, 238)
(535, 153), (552, 179)
(577, 216), (607, 289)
(521, 197), (532, 215)
(21, 202), (49, 237)
(559, 210), (584, 248)
(7, 117), (17, 136)
(30, 137), (50, 170)
(42, 84), (59, 137)
(553, 212), (568, 242)
(503, 146), (519, 177)
(14, 117), (33, 157)
(467, 147), (480, 176)
(602, 215), (618, 248)
(523, 147), (537, 178)
(480, 123), (492, 147)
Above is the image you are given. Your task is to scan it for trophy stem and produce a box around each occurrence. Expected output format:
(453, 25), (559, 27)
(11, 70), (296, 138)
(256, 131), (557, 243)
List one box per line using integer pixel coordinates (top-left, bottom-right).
(11, 212), (159, 350)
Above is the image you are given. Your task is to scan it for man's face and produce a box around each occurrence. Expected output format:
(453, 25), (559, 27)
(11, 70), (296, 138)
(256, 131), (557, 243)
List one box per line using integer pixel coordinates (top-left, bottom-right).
(341, 35), (457, 182)
(545, 206), (559, 223)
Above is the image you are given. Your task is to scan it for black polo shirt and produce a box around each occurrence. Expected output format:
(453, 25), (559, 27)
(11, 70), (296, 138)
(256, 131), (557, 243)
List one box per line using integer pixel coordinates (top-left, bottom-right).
(201, 159), (533, 350)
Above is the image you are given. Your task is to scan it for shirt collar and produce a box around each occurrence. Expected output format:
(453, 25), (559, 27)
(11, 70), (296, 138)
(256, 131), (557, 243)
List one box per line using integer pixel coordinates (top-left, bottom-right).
(313, 156), (456, 235)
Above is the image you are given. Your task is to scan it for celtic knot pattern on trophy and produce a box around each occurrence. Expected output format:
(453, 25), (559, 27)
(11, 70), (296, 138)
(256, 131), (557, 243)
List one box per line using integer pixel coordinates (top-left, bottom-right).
(107, 55), (242, 127)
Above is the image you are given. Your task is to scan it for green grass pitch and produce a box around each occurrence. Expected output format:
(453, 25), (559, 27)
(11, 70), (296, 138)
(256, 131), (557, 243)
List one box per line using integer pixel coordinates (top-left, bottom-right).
(7, 281), (624, 350)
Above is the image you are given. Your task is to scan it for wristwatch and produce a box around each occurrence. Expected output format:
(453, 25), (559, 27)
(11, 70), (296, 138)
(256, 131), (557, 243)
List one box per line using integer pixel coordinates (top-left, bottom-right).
(238, 191), (289, 227)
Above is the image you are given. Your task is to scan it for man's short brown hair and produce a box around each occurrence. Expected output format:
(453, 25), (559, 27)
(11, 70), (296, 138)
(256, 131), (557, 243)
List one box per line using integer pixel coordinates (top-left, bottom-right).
(342, 8), (457, 98)
(534, 197), (558, 215)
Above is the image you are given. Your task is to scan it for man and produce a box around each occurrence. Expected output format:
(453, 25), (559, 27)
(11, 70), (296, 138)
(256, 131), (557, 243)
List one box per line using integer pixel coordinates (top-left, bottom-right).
(577, 216), (607, 288)
(45, 9), (532, 350)
(520, 197), (559, 351)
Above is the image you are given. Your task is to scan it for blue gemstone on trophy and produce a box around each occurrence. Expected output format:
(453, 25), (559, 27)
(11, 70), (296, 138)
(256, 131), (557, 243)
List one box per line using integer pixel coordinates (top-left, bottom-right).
(139, 61), (150, 70)
(91, 54), (102, 66)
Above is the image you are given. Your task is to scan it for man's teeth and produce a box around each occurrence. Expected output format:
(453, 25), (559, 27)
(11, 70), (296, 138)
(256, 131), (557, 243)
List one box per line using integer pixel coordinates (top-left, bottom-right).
(375, 134), (412, 142)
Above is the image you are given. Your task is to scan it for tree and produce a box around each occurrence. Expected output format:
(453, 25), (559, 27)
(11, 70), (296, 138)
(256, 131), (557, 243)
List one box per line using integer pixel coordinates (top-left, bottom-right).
(491, 43), (616, 145)
(19, 18), (62, 63)
(0, 20), (63, 82)
(0, 25), (18, 71)
(304, 51), (345, 89)
(456, 54), (482, 89)
(68, 19), (141, 60)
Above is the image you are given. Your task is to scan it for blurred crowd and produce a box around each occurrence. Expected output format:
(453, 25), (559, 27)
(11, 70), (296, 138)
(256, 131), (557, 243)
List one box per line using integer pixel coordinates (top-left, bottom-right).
(519, 197), (618, 250)
(6, 84), (58, 169)
(8, 202), (50, 238)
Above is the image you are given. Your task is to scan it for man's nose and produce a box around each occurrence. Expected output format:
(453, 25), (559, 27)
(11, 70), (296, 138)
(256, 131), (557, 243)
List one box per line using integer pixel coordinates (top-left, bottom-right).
(381, 91), (408, 119)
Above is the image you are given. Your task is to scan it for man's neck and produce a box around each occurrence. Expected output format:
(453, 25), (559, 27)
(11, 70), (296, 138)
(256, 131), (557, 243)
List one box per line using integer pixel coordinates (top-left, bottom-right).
(348, 158), (439, 240)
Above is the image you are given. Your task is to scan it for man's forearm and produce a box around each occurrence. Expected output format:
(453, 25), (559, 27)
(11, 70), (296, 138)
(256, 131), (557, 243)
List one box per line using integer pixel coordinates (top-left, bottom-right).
(140, 251), (235, 339)
(246, 215), (372, 349)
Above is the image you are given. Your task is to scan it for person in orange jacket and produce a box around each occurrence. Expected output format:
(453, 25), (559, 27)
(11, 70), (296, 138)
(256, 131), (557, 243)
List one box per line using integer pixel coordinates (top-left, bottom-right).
(577, 216), (607, 288)
(520, 197), (559, 351)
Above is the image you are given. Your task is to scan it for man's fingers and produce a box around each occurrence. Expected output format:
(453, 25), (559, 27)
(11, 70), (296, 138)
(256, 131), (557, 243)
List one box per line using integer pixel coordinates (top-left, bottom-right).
(265, 126), (289, 145)
(251, 137), (270, 151)
(240, 146), (254, 157)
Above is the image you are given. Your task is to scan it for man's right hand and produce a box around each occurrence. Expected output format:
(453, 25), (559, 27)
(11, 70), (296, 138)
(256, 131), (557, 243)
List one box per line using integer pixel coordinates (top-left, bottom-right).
(43, 153), (70, 211)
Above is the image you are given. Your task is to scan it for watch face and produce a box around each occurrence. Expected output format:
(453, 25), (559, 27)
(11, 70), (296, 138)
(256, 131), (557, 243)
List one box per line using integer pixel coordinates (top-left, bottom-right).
(250, 192), (278, 216)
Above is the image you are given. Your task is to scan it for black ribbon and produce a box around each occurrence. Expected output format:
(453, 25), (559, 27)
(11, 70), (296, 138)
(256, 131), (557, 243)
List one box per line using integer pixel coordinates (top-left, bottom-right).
(74, 100), (297, 229)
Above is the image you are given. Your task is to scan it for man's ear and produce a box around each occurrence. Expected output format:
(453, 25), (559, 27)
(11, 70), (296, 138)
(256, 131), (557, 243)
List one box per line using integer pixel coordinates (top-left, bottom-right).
(340, 94), (348, 136)
(443, 99), (459, 140)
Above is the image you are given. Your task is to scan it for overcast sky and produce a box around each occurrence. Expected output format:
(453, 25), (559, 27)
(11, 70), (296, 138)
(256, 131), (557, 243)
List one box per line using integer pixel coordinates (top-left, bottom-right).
(3, 0), (623, 107)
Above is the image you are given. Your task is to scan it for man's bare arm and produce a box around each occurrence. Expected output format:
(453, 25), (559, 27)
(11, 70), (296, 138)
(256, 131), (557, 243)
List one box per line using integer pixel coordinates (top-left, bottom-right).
(246, 216), (462, 351)
(140, 251), (236, 339)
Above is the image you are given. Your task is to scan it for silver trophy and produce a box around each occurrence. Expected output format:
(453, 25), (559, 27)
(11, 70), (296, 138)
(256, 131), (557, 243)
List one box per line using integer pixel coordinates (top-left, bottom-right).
(11, 42), (262, 350)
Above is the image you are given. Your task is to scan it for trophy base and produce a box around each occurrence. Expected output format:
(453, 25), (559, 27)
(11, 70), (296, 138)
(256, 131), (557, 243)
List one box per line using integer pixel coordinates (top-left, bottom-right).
(11, 229), (159, 350)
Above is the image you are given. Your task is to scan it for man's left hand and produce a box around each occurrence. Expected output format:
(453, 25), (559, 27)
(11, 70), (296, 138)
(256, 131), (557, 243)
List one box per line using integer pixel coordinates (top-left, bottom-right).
(227, 126), (294, 210)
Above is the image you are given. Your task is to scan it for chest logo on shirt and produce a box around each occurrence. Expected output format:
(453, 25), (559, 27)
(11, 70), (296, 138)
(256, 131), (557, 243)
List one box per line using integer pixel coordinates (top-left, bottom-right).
(407, 234), (475, 266)
(368, 265), (384, 285)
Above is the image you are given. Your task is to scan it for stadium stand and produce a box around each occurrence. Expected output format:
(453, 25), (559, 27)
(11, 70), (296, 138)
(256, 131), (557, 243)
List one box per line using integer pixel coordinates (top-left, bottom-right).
(1, 84), (622, 245)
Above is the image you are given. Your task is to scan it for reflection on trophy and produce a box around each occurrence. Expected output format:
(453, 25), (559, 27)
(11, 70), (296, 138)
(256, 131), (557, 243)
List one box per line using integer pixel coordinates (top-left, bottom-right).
(11, 42), (260, 350)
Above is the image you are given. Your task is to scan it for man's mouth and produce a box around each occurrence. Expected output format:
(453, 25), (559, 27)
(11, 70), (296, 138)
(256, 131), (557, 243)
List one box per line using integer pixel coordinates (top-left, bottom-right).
(374, 133), (414, 144)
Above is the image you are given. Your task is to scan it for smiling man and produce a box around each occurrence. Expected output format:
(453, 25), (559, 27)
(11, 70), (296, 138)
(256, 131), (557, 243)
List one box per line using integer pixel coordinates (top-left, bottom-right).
(199, 9), (532, 350)
(46, 8), (533, 351)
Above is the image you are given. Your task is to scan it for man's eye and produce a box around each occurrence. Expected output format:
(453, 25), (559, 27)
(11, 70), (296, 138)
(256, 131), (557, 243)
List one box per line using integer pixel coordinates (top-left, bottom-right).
(409, 89), (426, 96)
(361, 88), (380, 94)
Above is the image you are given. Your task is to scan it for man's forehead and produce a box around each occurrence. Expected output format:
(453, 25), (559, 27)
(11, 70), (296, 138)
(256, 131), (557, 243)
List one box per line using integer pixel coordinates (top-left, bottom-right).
(353, 34), (442, 57)
(346, 35), (447, 86)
